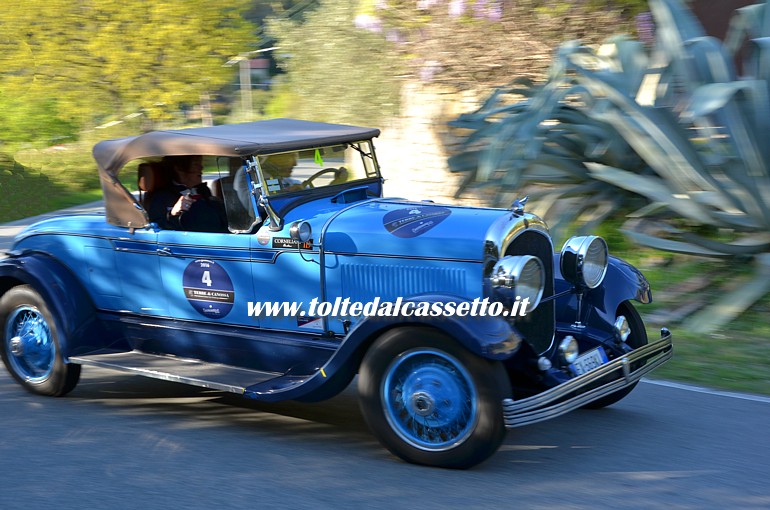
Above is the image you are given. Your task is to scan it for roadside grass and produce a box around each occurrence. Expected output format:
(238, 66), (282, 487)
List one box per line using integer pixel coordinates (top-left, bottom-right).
(13, 142), (101, 191)
(0, 156), (103, 223)
(616, 247), (770, 397)
(650, 328), (770, 396)
(1, 121), (146, 223)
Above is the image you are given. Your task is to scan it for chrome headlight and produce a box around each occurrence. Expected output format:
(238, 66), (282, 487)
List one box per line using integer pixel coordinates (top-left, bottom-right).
(560, 235), (608, 289)
(490, 255), (545, 313)
(289, 220), (312, 243)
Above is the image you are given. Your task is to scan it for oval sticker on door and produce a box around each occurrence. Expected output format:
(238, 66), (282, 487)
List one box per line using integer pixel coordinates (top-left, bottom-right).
(182, 259), (234, 319)
(383, 206), (451, 238)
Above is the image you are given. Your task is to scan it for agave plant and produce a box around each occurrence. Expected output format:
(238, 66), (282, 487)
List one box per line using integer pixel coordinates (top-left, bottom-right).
(448, 0), (770, 332)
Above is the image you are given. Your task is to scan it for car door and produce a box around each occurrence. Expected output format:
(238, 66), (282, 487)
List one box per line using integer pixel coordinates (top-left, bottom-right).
(112, 228), (167, 316)
(249, 227), (327, 334)
(156, 230), (255, 326)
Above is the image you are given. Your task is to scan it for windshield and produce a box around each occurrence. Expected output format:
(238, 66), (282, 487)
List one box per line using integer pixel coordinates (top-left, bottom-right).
(254, 140), (380, 197)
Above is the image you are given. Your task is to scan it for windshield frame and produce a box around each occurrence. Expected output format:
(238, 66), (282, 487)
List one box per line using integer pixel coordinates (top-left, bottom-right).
(245, 139), (382, 231)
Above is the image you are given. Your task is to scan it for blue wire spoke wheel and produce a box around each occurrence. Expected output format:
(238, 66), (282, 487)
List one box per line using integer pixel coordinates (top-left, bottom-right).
(358, 327), (509, 469)
(382, 349), (478, 451)
(0, 285), (80, 396)
(5, 306), (56, 382)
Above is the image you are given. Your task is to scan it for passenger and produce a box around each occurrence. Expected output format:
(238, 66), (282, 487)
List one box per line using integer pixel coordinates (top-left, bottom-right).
(261, 153), (303, 191)
(147, 155), (228, 232)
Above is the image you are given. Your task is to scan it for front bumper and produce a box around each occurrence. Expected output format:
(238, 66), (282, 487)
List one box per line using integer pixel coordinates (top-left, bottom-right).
(503, 328), (673, 428)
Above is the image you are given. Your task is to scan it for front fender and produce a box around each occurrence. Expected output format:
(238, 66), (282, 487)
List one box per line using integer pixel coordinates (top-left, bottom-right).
(288, 294), (522, 403)
(0, 252), (117, 359)
(553, 254), (652, 331)
(344, 294), (523, 360)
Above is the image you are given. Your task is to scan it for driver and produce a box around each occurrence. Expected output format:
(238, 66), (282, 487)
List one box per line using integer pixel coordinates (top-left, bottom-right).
(147, 155), (228, 233)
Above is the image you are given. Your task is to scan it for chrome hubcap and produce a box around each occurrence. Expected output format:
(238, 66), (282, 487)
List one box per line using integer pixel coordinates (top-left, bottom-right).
(10, 336), (23, 356)
(382, 349), (478, 452)
(409, 391), (436, 417)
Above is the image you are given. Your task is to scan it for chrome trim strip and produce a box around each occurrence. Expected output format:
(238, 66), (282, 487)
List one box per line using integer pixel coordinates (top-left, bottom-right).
(323, 251), (483, 264)
(484, 212), (550, 264)
(502, 331), (673, 428)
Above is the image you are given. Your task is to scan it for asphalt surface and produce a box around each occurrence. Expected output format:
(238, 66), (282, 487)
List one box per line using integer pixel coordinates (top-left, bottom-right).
(1, 367), (769, 510)
(2, 206), (770, 509)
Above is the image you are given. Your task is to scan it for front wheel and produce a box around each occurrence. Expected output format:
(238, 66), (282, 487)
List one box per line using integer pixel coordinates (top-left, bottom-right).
(584, 301), (648, 409)
(358, 327), (510, 469)
(0, 285), (80, 396)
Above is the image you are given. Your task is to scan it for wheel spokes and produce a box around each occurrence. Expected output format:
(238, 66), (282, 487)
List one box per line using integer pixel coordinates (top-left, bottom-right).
(5, 307), (55, 381)
(383, 350), (478, 451)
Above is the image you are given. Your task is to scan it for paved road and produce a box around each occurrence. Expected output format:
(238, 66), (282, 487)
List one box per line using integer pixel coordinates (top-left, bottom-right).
(1, 365), (769, 510)
(2, 206), (770, 509)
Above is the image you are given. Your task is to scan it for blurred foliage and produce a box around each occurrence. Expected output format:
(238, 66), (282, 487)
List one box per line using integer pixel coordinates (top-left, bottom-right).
(0, 0), (255, 144)
(449, 0), (770, 331)
(264, 0), (402, 126)
(0, 0), (259, 222)
(0, 87), (78, 146)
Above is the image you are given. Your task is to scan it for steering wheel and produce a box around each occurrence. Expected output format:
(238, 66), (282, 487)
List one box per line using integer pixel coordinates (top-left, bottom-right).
(303, 167), (348, 188)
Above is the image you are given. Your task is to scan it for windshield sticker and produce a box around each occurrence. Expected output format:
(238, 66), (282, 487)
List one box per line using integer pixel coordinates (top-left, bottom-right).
(182, 259), (234, 319)
(383, 207), (451, 238)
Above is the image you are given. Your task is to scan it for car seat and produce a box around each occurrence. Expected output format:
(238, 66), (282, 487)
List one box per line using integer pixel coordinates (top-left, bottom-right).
(137, 162), (169, 211)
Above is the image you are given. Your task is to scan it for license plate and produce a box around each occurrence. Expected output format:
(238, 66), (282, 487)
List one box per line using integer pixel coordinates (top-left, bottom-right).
(570, 347), (608, 376)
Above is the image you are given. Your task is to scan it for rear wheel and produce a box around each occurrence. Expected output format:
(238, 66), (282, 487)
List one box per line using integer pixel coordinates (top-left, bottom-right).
(584, 301), (647, 409)
(358, 327), (510, 469)
(0, 285), (80, 396)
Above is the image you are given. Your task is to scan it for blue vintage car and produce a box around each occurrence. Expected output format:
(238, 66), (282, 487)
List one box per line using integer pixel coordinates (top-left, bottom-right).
(0, 119), (672, 468)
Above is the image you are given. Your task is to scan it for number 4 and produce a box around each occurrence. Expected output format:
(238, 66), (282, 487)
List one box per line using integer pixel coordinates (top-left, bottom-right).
(202, 271), (212, 287)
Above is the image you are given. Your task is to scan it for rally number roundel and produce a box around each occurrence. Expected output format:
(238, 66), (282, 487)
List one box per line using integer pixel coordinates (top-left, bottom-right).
(182, 259), (235, 319)
(383, 206), (451, 238)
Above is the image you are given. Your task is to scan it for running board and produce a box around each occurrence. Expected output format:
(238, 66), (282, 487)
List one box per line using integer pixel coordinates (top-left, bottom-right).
(69, 351), (282, 395)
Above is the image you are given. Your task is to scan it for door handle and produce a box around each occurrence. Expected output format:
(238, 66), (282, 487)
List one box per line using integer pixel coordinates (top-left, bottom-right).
(157, 247), (173, 256)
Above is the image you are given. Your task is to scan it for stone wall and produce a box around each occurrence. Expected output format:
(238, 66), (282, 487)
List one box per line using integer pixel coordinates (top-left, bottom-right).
(374, 82), (485, 207)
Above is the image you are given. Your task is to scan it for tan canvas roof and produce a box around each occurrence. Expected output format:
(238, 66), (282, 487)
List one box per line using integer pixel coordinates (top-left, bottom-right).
(93, 119), (380, 227)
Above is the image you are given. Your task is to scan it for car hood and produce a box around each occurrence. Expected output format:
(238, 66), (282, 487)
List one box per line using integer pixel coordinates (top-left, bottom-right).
(320, 199), (514, 262)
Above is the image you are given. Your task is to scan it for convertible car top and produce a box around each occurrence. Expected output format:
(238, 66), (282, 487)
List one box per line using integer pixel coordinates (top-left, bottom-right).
(94, 118), (381, 228)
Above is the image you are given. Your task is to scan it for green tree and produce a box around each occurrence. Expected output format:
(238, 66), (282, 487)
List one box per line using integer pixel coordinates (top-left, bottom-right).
(0, 85), (77, 146)
(0, 0), (256, 140)
(265, 0), (401, 126)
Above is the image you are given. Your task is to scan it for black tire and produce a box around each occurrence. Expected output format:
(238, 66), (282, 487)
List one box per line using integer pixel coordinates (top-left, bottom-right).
(358, 327), (510, 469)
(0, 285), (80, 396)
(584, 301), (647, 409)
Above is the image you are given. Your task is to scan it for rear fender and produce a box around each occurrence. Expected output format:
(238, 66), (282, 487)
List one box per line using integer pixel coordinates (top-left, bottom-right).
(0, 253), (118, 359)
